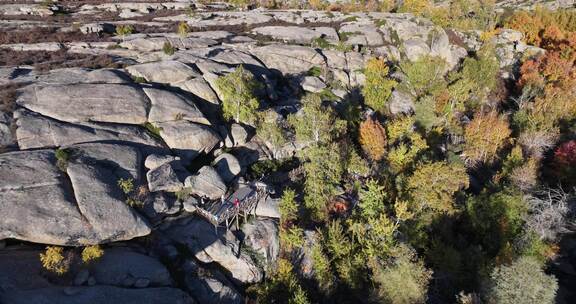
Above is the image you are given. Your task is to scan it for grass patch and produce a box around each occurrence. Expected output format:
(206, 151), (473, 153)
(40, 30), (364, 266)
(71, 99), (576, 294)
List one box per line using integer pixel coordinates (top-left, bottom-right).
(162, 42), (176, 55)
(307, 66), (322, 77)
(143, 122), (163, 139)
(55, 148), (70, 172)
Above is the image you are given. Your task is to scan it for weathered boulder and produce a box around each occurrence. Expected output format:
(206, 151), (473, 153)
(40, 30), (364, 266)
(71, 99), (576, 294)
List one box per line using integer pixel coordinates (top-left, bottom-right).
(142, 192), (181, 223)
(254, 195), (281, 219)
(0, 286), (195, 304)
(250, 44), (326, 75)
(230, 123), (249, 146)
(184, 166), (226, 200)
(242, 219), (280, 267)
(64, 143), (151, 243)
(164, 217), (263, 283)
(252, 26), (339, 44)
(339, 22), (384, 46)
(175, 78), (220, 104)
(155, 121), (221, 163)
(182, 260), (243, 304)
(213, 153), (242, 183)
(0, 111), (12, 147)
(14, 109), (164, 150)
(147, 160), (186, 193)
(403, 38), (430, 61)
(16, 83), (149, 124)
(300, 76), (326, 93)
(388, 90), (415, 115)
(125, 60), (200, 85)
(0, 146), (150, 245)
(143, 87), (209, 125)
(144, 154), (178, 170)
(90, 248), (172, 287)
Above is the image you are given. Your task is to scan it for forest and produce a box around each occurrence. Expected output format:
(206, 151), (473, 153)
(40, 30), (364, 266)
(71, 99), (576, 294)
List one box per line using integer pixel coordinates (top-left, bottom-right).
(229, 4), (576, 304)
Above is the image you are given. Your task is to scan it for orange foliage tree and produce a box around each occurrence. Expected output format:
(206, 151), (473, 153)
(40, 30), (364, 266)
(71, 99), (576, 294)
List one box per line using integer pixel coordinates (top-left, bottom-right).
(359, 117), (388, 161)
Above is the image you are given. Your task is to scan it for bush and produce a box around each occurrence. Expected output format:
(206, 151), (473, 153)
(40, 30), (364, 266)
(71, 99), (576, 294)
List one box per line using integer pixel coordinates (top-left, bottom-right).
(115, 25), (134, 40)
(40, 246), (69, 275)
(117, 178), (135, 195)
(525, 188), (573, 242)
(552, 140), (576, 184)
(463, 111), (511, 166)
(55, 148), (70, 172)
(177, 22), (190, 37)
(398, 0), (430, 16)
(486, 256), (558, 304)
(373, 245), (433, 304)
(162, 42), (175, 55)
(406, 161), (469, 214)
(256, 110), (287, 148)
(362, 58), (397, 113)
(400, 55), (447, 97)
(81, 245), (104, 263)
(359, 117), (387, 161)
(215, 65), (260, 125)
(280, 189), (298, 224)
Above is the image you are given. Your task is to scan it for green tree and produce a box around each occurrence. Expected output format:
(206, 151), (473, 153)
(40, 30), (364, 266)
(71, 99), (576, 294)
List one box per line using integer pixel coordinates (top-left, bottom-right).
(400, 55), (447, 97)
(373, 245), (433, 304)
(359, 179), (387, 218)
(302, 143), (344, 221)
(215, 65), (260, 125)
(288, 94), (344, 144)
(362, 58), (397, 113)
(406, 161), (469, 214)
(486, 256), (558, 304)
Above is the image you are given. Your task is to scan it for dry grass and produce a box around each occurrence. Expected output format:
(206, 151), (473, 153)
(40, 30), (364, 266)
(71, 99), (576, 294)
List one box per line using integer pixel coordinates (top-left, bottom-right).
(0, 49), (125, 72)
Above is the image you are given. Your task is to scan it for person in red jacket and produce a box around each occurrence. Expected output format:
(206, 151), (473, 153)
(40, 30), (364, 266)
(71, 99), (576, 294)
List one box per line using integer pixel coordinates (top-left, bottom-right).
(233, 198), (240, 208)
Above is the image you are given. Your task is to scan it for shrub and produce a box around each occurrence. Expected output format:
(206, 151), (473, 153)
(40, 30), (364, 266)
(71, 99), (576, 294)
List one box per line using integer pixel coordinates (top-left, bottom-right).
(115, 25), (134, 41)
(525, 188), (572, 241)
(280, 189), (298, 224)
(552, 140), (576, 184)
(486, 256), (558, 304)
(117, 178), (134, 195)
(81, 245), (104, 263)
(463, 111), (511, 166)
(406, 161), (469, 214)
(311, 242), (335, 294)
(55, 148), (70, 172)
(307, 66), (322, 77)
(256, 110), (286, 148)
(400, 55), (447, 97)
(280, 226), (305, 251)
(249, 258), (311, 304)
(162, 42), (175, 55)
(215, 65), (260, 125)
(177, 22), (190, 37)
(359, 117), (387, 161)
(373, 245), (433, 304)
(362, 58), (397, 113)
(398, 0), (430, 16)
(40, 246), (69, 275)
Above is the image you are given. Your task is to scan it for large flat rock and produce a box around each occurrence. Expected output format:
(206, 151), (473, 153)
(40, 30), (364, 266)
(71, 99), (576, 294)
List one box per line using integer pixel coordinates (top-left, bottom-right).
(16, 83), (149, 124)
(143, 87), (209, 125)
(0, 144), (151, 245)
(0, 286), (195, 304)
(14, 109), (164, 150)
(0, 150), (97, 245)
(252, 26), (339, 44)
(250, 44), (326, 75)
(125, 60), (201, 85)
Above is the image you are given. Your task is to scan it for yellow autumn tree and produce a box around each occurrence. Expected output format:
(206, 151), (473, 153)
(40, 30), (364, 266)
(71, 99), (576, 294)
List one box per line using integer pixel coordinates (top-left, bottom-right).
(463, 111), (511, 166)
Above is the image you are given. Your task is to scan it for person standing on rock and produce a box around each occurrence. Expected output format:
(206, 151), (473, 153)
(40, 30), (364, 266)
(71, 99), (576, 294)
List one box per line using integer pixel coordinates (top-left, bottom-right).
(234, 198), (240, 209)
